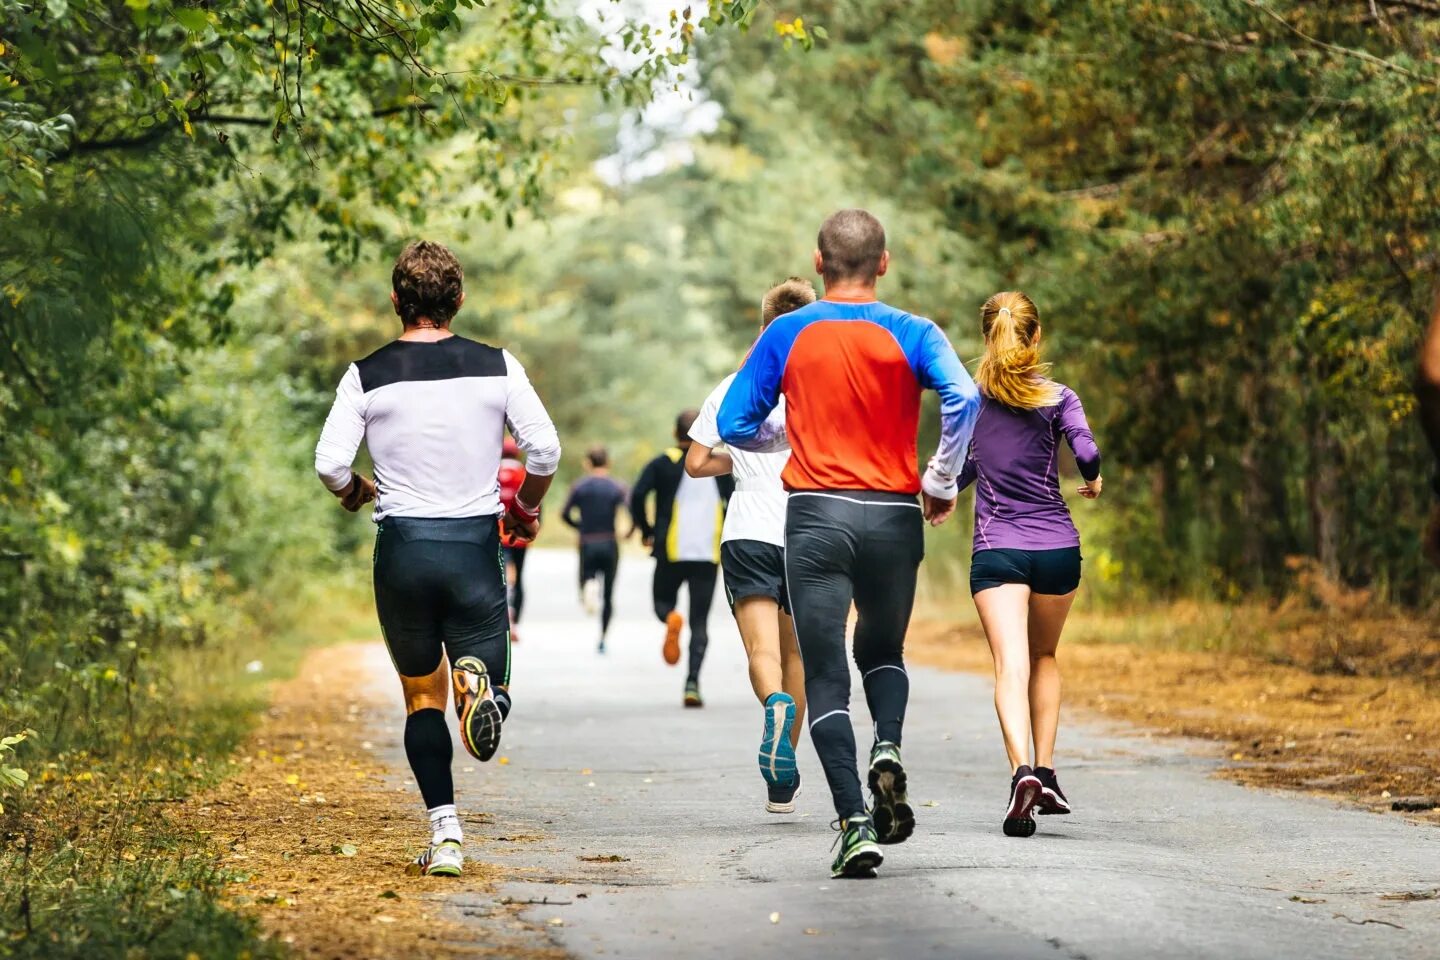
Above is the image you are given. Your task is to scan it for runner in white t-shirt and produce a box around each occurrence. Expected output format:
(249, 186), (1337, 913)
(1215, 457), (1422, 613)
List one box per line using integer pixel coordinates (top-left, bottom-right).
(686, 277), (817, 814)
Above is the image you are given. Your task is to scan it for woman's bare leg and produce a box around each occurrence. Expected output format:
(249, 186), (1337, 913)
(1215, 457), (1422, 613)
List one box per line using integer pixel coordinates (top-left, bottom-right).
(734, 596), (783, 703)
(779, 612), (806, 747)
(974, 584), (1034, 772)
(1027, 591), (1075, 769)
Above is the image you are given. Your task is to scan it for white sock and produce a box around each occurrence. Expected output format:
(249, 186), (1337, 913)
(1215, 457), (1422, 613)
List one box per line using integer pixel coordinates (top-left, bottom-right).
(428, 803), (462, 846)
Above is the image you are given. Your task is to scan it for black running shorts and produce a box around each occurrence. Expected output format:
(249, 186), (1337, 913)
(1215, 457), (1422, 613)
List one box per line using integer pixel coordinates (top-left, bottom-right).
(373, 516), (510, 681)
(721, 539), (788, 612)
(969, 546), (1082, 597)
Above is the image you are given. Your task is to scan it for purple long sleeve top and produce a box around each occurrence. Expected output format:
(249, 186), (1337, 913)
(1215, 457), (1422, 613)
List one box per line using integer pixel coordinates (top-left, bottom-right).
(958, 385), (1101, 552)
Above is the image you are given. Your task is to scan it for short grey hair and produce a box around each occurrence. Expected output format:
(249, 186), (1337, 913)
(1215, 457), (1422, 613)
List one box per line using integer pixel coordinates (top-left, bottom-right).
(817, 209), (886, 283)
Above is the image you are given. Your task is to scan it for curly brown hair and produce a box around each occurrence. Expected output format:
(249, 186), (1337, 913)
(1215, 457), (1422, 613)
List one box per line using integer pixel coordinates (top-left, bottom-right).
(391, 240), (464, 326)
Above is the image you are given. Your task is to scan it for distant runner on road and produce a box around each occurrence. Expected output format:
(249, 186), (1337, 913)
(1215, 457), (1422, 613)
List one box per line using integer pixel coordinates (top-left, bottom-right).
(314, 240), (561, 879)
(561, 445), (628, 653)
(718, 210), (980, 878)
(687, 277), (816, 815)
(958, 291), (1102, 839)
(630, 412), (733, 707)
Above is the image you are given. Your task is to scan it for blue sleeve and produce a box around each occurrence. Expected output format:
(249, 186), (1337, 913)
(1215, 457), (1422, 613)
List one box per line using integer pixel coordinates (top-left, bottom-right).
(717, 322), (791, 452)
(912, 320), (981, 485)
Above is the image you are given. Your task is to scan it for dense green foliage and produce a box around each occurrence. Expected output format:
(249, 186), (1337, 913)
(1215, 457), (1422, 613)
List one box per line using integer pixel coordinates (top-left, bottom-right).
(679, 1), (1440, 602)
(1, 0), (1436, 949)
(0, 2), (774, 955)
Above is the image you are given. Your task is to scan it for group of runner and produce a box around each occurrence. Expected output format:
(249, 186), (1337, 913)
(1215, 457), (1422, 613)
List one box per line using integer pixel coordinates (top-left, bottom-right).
(314, 209), (1103, 879)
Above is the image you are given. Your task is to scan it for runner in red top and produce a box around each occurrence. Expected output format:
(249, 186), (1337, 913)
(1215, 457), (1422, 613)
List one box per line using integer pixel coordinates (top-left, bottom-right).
(498, 437), (531, 642)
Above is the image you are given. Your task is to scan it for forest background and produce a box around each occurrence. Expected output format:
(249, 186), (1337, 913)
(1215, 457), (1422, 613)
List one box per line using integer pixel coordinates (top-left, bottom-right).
(2, 1), (1437, 955)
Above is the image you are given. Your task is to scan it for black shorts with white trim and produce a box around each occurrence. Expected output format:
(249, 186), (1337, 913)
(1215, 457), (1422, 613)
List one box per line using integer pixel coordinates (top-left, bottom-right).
(721, 539), (788, 613)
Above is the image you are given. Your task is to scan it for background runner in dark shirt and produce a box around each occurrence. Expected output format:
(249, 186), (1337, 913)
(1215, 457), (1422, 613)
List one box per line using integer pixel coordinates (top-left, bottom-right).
(561, 446), (628, 650)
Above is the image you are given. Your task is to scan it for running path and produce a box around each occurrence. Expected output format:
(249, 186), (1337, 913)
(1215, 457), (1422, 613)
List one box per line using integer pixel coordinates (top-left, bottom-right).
(361, 549), (1439, 959)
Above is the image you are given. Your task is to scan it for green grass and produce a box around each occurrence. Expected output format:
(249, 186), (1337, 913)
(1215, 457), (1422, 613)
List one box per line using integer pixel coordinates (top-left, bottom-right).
(0, 575), (375, 960)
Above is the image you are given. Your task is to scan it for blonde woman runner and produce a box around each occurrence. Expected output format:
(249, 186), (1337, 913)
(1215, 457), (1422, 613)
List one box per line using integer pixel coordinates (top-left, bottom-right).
(957, 291), (1102, 838)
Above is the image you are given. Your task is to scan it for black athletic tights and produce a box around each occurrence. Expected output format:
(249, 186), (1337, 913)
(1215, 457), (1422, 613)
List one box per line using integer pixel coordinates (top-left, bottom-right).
(785, 491), (923, 819)
(580, 540), (619, 636)
(652, 559), (718, 683)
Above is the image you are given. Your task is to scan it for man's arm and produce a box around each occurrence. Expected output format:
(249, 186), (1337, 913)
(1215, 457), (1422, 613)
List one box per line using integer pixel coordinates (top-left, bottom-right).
(314, 365), (376, 512)
(560, 486), (583, 530)
(501, 350), (561, 540)
(629, 458), (658, 544)
(914, 321), (982, 525)
(686, 442), (733, 479)
(1418, 287), (1440, 462)
(718, 325), (791, 453)
(687, 378), (735, 478)
(1417, 287), (1440, 565)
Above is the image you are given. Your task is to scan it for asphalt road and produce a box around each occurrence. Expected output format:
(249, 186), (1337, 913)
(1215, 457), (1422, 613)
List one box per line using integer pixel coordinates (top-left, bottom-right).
(365, 548), (1440, 959)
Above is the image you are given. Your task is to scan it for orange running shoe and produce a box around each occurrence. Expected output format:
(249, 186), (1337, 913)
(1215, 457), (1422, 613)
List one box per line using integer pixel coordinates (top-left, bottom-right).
(662, 610), (683, 666)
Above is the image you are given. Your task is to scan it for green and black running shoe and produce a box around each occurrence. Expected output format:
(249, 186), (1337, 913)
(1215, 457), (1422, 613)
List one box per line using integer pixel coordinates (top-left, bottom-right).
(452, 656), (502, 762)
(683, 679), (703, 708)
(408, 839), (463, 878)
(868, 741), (915, 845)
(830, 813), (883, 879)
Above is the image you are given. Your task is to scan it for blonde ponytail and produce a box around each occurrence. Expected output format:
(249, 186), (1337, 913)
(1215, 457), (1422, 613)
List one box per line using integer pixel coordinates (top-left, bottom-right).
(975, 291), (1061, 409)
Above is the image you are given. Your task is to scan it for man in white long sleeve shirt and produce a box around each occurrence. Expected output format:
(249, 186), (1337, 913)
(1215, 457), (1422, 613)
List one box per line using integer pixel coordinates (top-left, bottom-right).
(314, 240), (561, 878)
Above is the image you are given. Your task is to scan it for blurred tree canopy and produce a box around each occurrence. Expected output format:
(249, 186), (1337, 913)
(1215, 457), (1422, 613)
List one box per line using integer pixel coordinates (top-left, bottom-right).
(0, 0), (774, 749)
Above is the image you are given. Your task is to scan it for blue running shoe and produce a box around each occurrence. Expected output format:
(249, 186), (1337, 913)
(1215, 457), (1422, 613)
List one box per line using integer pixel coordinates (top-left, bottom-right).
(757, 692), (798, 786)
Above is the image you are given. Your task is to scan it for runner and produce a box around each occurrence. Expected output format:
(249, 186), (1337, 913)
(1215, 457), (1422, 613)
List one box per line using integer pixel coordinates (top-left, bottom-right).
(630, 412), (733, 707)
(718, 210), (980, 878)
(560, 445), (628, 653)
(957, 291), (1102, 838)
(686, 277), (816, 814)
(314, 240), (561, 878)
(498, 437), (530, 643)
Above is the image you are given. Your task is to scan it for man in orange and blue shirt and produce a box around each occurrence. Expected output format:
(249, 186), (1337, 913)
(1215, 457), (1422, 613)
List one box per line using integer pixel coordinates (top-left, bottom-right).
(718, 209), (980, 878)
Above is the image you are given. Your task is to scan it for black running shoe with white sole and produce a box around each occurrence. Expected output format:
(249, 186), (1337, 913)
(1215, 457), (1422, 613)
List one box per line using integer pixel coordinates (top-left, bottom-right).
(867, 741), (915, 845)
(1034, 765), (1071, 815)
(451, 656), (502, 762)
(766, 772), (801, 814)
(1003, 765), (1042, 837)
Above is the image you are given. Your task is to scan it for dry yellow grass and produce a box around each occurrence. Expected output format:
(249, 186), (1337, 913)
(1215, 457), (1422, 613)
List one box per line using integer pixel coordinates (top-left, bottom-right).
(908, 605), (1440, 824)
(178, 643), (564, 960)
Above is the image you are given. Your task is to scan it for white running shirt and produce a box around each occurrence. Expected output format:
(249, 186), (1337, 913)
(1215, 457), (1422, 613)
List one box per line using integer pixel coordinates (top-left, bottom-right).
(672, 471), (723, 561)
(690, 373), (788, 548)
(314, 336), (560, 521)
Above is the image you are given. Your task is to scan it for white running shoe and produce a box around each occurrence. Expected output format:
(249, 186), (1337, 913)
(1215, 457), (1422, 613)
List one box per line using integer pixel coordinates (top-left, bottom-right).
(582, 578), (600, 615)
(410, 839), (463, 877)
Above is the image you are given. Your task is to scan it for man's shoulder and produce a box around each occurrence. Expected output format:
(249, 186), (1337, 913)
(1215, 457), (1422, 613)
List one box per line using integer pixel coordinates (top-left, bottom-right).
(354, 336), (507, 392)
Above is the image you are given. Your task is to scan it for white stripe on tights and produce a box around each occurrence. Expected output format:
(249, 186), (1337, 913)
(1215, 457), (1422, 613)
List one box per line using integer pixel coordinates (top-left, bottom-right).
(809, 708), (850, 730)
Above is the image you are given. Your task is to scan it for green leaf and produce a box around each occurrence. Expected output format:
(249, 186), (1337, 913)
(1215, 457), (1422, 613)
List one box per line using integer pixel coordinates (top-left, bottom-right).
(171, 8), (210, 32)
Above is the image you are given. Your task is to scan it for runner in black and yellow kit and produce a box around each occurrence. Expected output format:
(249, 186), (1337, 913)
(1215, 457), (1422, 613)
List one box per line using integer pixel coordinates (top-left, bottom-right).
(630, 412), (733, 707)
